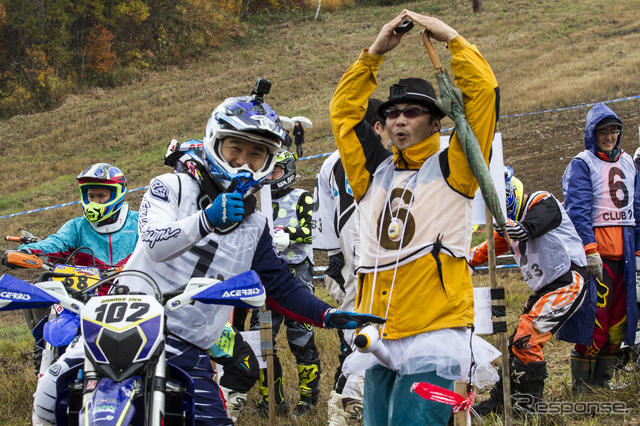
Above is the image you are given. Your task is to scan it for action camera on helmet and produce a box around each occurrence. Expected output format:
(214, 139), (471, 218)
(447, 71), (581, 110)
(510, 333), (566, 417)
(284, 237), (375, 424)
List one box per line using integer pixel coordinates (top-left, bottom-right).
(251, 78), (271, 102)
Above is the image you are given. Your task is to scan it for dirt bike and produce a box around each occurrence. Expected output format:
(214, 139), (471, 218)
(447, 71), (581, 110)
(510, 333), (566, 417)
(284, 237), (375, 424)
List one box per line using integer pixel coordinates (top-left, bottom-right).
(0, 268), (265, 425)
(4, 231), (114, 327)
(2, 241), (120, 383)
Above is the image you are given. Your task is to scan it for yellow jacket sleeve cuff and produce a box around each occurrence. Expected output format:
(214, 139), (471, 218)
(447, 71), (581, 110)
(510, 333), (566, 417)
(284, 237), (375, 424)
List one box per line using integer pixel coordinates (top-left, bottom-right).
(358, 49), (385, 68)
(448, 35), (471, 55)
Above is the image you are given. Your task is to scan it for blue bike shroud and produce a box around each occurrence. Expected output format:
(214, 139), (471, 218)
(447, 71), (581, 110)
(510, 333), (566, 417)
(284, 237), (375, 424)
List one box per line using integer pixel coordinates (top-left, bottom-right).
(44, 312), (80, 347)
(191, 270), (264, 309)
(0, 274), (60, 310)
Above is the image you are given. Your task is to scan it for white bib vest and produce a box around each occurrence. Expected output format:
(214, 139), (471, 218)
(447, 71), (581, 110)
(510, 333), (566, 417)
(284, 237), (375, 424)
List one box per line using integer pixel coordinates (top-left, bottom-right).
(513, 191), (587, 291)
(575, 151), (636, 227)
(358, 154), (473, 273)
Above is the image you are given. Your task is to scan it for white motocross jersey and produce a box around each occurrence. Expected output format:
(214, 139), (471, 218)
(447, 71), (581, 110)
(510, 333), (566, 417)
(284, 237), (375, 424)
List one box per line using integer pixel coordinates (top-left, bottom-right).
(273, 187), (313, 265)
(312, 151), (360, 310)
(123, 173), (266, 350)
(313, 151), (342, 251)
(514, 191), (587, 291)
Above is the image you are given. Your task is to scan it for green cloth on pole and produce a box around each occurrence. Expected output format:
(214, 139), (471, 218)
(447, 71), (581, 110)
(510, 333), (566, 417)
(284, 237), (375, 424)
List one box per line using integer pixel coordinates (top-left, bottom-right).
(435, 70), (506, 228)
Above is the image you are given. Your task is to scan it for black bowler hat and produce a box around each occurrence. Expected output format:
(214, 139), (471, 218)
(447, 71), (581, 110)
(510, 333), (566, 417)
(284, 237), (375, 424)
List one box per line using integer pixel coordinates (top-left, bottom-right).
(377, 78), (445, 120)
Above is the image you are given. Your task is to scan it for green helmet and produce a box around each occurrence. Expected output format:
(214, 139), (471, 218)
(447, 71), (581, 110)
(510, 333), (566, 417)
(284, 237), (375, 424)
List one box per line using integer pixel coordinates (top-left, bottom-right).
(267, 149), (296, 198)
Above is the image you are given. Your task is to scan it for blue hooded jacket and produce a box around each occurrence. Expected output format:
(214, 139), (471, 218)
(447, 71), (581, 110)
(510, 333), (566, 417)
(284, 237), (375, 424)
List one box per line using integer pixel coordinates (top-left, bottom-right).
(19, 206), (139, 270)
(558, 103), (640, 346)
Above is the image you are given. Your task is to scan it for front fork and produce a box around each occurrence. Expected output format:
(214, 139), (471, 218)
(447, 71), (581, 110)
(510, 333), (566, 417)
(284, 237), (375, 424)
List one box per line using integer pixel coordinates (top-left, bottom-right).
(150, 351), (167, 426)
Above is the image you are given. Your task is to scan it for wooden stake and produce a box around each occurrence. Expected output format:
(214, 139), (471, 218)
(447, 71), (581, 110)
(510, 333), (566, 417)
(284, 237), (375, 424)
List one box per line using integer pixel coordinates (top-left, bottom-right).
(485, 206), (512, 426)
(453, 380), (468, 426)
(258, 305), (276, 425)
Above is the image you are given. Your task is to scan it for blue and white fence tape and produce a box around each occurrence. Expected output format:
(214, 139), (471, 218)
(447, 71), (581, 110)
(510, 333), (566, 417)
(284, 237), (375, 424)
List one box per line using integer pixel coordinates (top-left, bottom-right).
(3, 95), (639, 221)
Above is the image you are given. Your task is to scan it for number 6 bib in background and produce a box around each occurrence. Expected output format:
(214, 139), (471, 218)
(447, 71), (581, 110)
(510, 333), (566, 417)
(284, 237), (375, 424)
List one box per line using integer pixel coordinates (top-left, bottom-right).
(575, 150), (636, 227)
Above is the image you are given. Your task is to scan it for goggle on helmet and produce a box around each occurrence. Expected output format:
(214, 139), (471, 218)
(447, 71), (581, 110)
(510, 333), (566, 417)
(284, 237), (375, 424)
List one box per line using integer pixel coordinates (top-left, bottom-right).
(77, 163), (127, 223)
(267, 149), (296, 198)
(504, 166), (524, 221)
(203, 94), (285, 198)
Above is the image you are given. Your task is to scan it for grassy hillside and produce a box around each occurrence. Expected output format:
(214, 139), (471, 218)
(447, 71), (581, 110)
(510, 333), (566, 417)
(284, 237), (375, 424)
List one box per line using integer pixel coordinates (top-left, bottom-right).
(2, 0), (640, 233)
(2, 0), (640, 424)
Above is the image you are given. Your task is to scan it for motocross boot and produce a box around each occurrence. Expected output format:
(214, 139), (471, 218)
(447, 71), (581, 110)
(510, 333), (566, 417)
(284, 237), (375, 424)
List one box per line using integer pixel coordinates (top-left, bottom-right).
(253, 357), (289, 417)
(510, 358), (547, 415)
(219, 385), (247, 423)
(570, 349), (595, 394)
(292, 361), (320, 417)
(592, 352), (617, 388)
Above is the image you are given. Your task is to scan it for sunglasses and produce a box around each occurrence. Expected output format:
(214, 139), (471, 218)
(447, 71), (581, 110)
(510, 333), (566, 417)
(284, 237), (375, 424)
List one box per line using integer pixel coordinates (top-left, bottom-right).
(596, 129), (620, 137)
(383, 106), (431, 119)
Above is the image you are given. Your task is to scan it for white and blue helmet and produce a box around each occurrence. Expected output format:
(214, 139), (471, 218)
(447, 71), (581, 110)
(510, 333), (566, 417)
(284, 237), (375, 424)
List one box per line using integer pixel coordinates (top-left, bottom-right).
(203, 93), (285, 197)
(504, 166), (524, 221)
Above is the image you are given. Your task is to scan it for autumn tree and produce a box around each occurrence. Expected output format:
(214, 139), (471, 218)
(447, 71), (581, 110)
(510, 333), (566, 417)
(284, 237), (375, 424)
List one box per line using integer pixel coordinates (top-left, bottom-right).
(0, 0), (312, 116)
(83, 24), (118, 75)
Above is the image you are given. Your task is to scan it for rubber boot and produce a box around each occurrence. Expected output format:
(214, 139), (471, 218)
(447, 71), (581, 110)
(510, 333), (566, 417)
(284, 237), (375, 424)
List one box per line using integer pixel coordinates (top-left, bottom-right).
(253, 357), (289, 417)
(219, 385), (247, 423)
(292, 361), (320, 417)
(592, 352), (617, 388)
(510, 358), (547, 414)
(327, 390), (363, 426)
(570, 349), (595, 395)
(472, 364), (506, 416)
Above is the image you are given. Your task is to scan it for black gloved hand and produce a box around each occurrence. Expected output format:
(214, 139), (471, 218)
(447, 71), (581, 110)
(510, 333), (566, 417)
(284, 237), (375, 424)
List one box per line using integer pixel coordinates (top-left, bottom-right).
(504, 220), (531, 242)
(323, 308), (385, 329)
(325, 252), (346, 291)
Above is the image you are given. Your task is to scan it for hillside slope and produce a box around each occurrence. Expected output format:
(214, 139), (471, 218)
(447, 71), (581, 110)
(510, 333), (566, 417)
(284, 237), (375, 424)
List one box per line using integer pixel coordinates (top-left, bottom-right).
(1, 0), (640, 236)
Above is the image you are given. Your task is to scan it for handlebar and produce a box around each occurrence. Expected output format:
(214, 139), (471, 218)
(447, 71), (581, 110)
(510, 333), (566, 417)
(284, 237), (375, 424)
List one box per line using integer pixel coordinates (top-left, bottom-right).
(5, 230), (41, 245)
(5, 235), (40, 244)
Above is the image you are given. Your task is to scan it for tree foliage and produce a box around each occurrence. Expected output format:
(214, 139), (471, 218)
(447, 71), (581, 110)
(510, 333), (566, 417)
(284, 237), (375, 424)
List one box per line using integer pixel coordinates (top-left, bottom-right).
(83, 24), (118, 75)
(0, 0), (309, 117)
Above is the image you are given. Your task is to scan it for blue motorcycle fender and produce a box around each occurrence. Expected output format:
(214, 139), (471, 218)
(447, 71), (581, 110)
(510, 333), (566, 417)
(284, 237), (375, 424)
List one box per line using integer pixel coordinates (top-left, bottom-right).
(54, 362), (196, 425)
(79, 377), (140, 426)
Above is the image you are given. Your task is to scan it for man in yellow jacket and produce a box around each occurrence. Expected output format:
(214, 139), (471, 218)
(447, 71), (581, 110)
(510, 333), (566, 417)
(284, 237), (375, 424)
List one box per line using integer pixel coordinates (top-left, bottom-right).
(330, 10), (500, 425)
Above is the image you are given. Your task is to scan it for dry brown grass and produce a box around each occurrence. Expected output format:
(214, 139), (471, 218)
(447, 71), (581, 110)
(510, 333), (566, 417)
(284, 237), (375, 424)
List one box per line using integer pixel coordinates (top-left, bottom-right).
(2, 0), (640, 424)
(2, 0), (640, 228)
(3, 271), (638, 425)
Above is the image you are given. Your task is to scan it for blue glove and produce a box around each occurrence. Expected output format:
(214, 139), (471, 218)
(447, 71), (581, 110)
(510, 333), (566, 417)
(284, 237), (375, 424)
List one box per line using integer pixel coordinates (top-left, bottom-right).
(323, 308), (385, 329)
(205, 193), (244, 228)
